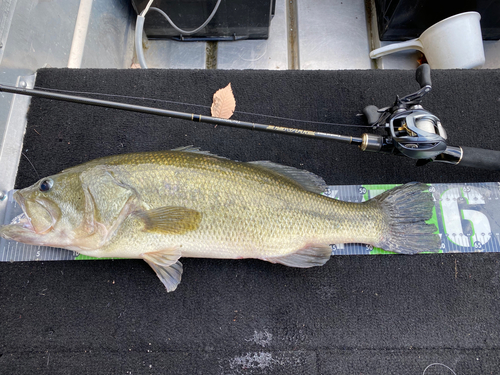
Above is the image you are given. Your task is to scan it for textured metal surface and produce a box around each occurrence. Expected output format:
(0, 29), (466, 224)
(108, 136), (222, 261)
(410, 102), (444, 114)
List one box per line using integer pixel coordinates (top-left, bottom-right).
(483, 40), (500, 69)
(0, 0), (17, 66)
(1, 0), (79, 74)
(0, 0), (134, 72)
(80, 0), (135, 68)
(0, 75), (34, 231)
(0, 0), (80, 183)
(297, 0), (372, 70)
(141, 39), (207, 69)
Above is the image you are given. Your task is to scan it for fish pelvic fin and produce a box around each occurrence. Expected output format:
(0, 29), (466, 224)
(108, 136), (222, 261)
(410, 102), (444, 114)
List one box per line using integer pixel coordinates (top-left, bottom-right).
(143, 248), (182, 267)
(144, 259), (183, 292)
(372, 182), (440, 254)
(143, 248), (183, 292)
(265, 245), (332, 268)
(135, 206), (202, 235)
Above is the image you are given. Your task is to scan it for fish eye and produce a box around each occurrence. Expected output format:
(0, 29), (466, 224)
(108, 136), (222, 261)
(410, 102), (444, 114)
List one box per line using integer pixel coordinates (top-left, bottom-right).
(39, 179), (53, 192)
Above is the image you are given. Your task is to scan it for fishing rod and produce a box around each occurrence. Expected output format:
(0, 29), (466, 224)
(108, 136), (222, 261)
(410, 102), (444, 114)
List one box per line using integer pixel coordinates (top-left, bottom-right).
(0, 81), (359, 145)
(0, 64), (499, 170)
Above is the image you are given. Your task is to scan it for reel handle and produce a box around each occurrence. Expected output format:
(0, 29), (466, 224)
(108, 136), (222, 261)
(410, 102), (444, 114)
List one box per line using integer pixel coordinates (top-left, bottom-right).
(416, 64), (432, 88)
(362, 64), (433, 127)
(363, 105), (380, 125)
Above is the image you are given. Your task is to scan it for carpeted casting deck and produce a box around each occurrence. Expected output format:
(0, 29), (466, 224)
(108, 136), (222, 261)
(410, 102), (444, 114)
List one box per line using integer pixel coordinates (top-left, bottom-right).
(1, 68), (500, 374)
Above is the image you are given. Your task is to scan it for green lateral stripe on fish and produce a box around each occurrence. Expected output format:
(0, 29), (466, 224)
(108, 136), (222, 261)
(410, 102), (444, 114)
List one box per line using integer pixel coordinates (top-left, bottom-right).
(0, 147), (440, 292)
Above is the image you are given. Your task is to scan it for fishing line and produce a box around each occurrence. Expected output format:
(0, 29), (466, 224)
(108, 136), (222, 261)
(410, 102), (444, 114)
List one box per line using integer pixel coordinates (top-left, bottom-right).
(31, 86), (372, 129)
(21, 152), (40, 180)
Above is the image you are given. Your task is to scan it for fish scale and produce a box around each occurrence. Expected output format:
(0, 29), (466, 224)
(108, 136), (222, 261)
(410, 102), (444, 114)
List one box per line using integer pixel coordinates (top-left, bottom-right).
(0, 147), (440, 291)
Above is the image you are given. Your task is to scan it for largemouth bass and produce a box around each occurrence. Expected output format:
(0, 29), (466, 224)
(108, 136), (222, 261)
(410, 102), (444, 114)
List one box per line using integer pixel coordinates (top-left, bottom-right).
(0, 147), (440, 291)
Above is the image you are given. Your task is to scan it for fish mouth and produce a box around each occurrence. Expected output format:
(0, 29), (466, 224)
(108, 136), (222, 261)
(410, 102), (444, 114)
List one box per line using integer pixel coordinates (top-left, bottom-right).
(10, 191), (35, 232)
(7, 212), (35, 231)
(0, 211), (37, 243)
(0, 192), (57, 242)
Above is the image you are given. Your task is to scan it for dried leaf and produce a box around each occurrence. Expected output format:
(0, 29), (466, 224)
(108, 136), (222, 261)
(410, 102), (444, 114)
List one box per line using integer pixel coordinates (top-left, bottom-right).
(211, 83), (236, 119)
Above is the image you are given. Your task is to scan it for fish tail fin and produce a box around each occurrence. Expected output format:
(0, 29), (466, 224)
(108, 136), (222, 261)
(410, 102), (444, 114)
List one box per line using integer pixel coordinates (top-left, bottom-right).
(372, 182), (440, 254)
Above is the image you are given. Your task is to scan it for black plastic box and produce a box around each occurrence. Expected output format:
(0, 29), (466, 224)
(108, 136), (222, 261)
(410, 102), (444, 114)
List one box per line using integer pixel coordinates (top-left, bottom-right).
(375, 0), (500, 40)
(132, 0), (276, 41)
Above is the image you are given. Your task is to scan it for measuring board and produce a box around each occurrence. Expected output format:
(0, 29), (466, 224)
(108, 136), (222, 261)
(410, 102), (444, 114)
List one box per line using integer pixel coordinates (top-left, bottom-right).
(1, 182), (499, 261)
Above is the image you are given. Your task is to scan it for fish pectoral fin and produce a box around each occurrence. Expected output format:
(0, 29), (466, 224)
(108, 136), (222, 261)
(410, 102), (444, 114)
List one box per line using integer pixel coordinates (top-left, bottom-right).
(135, 206), (202, 235)
(266, 245), (332, 268)
(144, 259), (183, 292)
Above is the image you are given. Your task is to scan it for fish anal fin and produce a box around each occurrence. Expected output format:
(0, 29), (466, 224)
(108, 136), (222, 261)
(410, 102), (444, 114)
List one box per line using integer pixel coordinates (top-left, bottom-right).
(136, 206), (202, 235)
(265, 245), (332, 268)
(144, 259), (183, 292)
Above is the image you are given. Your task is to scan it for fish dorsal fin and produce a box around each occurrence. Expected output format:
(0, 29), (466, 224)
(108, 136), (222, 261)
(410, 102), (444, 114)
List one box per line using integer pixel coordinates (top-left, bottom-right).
(144, 259), (183, 292)
(248, 161), (326, 194)
(171, 146), (230, 160)
(265, 245), (332, 268)
(135, 206), (202, 235)
(171, 147), (325, 193)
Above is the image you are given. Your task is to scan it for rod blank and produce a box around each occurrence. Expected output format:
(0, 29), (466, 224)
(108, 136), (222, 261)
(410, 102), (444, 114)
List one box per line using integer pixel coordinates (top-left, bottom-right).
(0, 84), (361, 145)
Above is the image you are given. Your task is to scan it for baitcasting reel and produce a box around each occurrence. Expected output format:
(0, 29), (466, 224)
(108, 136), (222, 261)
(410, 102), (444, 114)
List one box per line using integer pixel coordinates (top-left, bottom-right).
(361, 64), (446, 159)
(359, 64), (499, 170)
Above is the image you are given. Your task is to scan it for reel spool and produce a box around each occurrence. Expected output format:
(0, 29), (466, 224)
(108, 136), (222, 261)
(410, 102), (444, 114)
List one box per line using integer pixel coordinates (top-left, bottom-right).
(389, 109), (447, 159)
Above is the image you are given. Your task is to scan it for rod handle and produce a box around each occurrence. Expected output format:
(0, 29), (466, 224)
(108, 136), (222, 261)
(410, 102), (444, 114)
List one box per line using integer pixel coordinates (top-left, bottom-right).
(457, 146), (500, 170)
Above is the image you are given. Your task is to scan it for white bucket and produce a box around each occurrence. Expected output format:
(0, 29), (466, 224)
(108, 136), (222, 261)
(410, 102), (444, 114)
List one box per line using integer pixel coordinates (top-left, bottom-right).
(370, 12), (485, 69)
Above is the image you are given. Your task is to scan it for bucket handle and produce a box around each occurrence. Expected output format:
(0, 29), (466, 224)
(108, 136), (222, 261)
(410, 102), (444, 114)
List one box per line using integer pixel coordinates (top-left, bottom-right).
(370, 39), (424, 59)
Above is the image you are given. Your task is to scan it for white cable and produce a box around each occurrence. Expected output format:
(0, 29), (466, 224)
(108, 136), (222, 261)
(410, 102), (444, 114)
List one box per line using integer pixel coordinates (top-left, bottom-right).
(135, 0), (222, 69)
(135, 15), (148, 69)
(135, 0), (155, 69)
(149, 0), (222, 35)
(141, 0), (155, 17)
